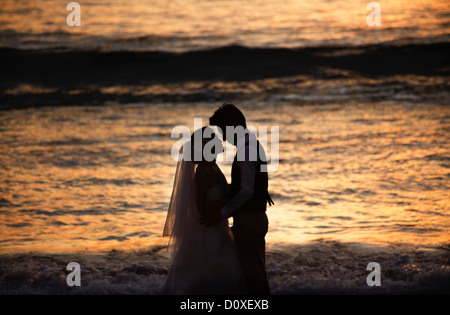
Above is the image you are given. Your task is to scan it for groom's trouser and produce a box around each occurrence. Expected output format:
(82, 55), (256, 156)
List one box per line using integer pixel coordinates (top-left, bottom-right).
(231, 211), (270, 295)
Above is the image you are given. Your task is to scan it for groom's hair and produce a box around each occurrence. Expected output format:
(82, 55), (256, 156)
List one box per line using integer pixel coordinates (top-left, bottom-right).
(209, 103), (247, 128)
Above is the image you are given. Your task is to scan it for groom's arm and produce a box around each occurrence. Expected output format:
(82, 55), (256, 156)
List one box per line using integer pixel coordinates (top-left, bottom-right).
(220, 146), (258, 218)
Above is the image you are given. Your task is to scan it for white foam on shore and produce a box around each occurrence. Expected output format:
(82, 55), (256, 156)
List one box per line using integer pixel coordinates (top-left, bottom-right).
(1, 240), (448, 295)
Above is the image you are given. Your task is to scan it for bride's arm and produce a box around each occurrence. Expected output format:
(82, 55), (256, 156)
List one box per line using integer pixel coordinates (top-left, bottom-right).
(195, 165), (228, 216)
(195, 165), (211, 217)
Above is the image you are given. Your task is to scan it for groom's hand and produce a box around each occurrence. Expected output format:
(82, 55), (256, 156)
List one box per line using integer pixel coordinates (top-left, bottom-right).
(199, 209), (223, 227)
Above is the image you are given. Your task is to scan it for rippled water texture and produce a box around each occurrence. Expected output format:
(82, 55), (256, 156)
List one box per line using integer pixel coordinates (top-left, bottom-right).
(0, 102), (448, 254)
(1, 0), (449, 51)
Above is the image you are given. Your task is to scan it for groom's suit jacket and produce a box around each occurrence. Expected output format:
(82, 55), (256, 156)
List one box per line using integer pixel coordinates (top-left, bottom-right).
(230, 134), (274, 215)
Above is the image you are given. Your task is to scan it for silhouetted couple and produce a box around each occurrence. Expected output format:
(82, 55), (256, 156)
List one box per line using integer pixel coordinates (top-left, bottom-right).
(162, 104), (273, 295)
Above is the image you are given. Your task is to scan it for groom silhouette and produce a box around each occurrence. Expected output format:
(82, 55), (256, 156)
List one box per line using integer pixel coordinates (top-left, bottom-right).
(202, 103), (273, 295)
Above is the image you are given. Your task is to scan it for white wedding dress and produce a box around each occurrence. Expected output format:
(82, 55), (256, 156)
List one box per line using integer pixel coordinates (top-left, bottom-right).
(162, 152), (246, 295)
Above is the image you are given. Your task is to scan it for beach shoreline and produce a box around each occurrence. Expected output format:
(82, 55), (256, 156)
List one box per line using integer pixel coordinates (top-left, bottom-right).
(1, 240), (448, 295)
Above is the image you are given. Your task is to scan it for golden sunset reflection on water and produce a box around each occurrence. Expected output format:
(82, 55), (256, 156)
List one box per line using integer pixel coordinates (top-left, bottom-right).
(1, 0), (449, 255)
(1, 0), (449, 51)
(0, 103), (448, 254)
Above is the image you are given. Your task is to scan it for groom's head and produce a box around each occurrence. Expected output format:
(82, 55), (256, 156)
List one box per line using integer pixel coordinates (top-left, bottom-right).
(209, 103), (247, 145)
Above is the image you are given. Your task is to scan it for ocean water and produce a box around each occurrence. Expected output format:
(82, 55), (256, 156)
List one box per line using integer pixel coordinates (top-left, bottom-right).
(0, 0), (449, 295)
(1, 102), (449, 294)
(0, 102), (449, 254)
(1, 0), (449, 52)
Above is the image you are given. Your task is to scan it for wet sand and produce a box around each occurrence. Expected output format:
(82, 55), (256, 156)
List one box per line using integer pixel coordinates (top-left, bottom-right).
(0, 240), (448, 295)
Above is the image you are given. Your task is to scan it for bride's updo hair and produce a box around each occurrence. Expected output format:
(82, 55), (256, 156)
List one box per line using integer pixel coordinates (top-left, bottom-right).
(190, 126), (222, 163)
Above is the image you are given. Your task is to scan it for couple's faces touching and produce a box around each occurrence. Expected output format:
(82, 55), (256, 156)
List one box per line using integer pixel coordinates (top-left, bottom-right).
(215, 120), (243, 146)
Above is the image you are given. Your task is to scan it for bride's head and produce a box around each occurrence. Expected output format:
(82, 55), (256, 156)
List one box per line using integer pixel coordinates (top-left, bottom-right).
(190, 126), (223, 164)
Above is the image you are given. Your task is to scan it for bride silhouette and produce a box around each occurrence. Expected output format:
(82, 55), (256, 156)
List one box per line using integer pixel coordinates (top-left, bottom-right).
(162, 126), (247, 294)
